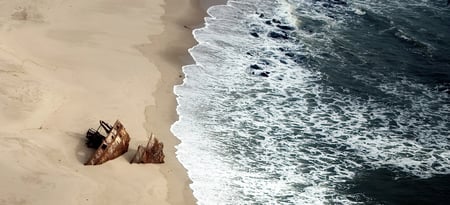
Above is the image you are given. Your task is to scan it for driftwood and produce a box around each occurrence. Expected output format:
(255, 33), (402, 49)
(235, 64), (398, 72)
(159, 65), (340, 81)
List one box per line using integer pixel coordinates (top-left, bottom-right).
(85, 120), (130, 165)
(131, 134), (165, 164)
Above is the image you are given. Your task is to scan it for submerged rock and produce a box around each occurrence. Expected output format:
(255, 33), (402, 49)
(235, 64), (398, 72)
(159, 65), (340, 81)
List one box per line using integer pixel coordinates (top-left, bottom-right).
(250, 32), (259, 38)
(268, 31), (289, 40)
(276, 25), (295, 31)
(260, 71), (270, 77)
(285, 52), (296, 57)
(250, 64), (263, 70)
(272, 19), (282, 24)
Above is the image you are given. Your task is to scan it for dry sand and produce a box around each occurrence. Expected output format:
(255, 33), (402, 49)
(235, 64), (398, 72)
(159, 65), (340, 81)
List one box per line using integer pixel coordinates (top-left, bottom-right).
(0, 0), (211, 204)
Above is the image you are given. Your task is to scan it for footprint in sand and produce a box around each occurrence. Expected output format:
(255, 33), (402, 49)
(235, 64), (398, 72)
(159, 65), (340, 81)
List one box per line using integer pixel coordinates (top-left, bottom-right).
(0, 196), (27, 205)
(11, 7), (28, 21)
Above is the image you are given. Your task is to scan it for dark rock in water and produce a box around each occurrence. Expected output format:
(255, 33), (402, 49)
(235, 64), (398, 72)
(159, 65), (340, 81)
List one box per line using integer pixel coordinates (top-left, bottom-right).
(260, 71), (270, 77)
(317, 0), (347, 6)
(277, 25), (295, 31)
(280, 59), (288, 64)
(246, 51), (254, 56)
(250, 32), (259, 37)
(285, 52), (308, 63)
(327, 14), (336, 19)
(268, 31), (289, 39)
(331, 0), (347, 5)
(272, 19), (281, 24)
(278, 47), (286, 52)
(250, 64), (263, 70)
(265, 20), (272, 25)
(285, 52), (295, 57)
(256, 12), (264, 18)
(250, 70), (270, 77)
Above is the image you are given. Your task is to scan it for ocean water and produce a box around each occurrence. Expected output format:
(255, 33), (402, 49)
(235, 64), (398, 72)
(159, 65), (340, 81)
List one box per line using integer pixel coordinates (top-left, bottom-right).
(172, 0), (450, 204)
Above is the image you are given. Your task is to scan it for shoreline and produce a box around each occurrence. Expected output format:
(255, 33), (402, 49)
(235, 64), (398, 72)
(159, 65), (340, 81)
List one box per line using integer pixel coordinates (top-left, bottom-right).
(144, 0), (227, 203)
(141, 0), (208, 204)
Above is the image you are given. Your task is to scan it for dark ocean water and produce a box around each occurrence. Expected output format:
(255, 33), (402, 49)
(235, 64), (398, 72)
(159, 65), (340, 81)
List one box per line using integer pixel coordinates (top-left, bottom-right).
(172, 0), (450, 204)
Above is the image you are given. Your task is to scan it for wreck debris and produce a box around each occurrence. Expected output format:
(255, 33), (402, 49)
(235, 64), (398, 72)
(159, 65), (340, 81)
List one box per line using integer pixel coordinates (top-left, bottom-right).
(85, 120), (112, 149)
(84, 120), (130, 165)
(131, 134), (165, 164)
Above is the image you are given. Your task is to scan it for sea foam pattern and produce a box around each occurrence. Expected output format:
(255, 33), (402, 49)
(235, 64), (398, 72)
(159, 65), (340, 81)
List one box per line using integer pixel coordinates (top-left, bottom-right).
(173, 0), (450, 204)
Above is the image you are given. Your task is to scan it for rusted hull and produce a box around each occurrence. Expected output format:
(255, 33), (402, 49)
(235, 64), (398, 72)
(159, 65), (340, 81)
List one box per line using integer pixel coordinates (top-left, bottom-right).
(85, 120), (130, 165)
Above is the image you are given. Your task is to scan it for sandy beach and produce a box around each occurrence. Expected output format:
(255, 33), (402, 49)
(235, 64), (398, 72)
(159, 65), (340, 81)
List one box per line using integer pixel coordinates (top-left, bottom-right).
(0, 0), (211, 204)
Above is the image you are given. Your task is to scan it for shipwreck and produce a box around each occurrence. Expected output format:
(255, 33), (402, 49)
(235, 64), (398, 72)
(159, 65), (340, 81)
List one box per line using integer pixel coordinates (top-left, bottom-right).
(84, 120), (130, 165)
(131, 133), (165, 164)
